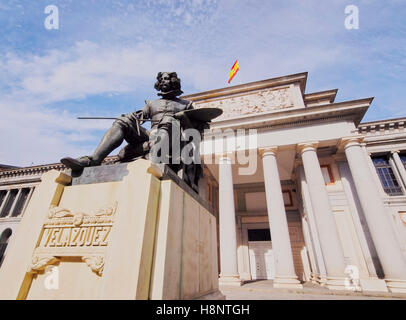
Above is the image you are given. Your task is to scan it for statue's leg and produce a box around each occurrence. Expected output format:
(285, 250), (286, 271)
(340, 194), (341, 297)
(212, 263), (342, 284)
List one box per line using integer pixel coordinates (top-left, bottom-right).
(182, 163), (198, 193)
(117, 141), (149, 162)
(91, 123), (124, 163)
(61, 124), (124, 170)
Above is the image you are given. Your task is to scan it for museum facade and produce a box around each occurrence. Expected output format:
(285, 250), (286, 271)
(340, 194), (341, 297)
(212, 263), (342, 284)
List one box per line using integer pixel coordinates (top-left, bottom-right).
(1, 72), (406, 294)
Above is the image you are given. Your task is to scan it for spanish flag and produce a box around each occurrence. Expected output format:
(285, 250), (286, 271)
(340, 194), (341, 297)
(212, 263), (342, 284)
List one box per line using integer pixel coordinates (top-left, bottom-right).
(228, 60), (239, 83)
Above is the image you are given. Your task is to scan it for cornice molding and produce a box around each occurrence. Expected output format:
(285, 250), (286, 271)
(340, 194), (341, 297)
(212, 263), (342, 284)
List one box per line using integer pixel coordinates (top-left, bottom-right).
(304, 89), (338, 103)
(0, 163), (66, 180)
(358, 118), (406, 136)
(0, 156), (119, 181)
(209, 97), (372, 131)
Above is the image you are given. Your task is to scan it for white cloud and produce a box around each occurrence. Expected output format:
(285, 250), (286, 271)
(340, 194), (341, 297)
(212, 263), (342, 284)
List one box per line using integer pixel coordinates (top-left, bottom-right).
(0, 40), (225, 166)
(1, 0), (406, 165)
(1, 40), (228, 103)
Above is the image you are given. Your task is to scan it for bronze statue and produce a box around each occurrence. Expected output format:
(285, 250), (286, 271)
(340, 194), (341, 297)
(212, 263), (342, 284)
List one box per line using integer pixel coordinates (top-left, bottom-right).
(61, 72), (221, 192)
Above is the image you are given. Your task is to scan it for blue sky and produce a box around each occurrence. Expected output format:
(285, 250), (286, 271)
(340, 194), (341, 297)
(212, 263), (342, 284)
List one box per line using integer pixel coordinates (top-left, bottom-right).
(0, 0), (405, 166)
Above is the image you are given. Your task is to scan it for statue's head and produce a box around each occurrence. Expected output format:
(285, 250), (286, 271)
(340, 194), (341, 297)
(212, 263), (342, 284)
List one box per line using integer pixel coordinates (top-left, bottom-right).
(154, 72), (183, 98)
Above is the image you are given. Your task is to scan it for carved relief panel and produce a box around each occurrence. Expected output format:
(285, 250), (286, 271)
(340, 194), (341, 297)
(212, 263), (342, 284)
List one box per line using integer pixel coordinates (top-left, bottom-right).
(195, 87), (294, 121)
(30, 202), (117, 276)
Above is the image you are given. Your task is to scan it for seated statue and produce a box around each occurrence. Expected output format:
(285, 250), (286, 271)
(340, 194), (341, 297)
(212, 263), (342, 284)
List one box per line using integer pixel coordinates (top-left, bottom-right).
(61, 72), (212, 192)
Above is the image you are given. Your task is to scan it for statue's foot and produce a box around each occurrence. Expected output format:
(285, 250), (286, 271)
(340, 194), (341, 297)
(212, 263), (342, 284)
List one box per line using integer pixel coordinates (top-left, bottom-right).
(60, 156), (99, 171)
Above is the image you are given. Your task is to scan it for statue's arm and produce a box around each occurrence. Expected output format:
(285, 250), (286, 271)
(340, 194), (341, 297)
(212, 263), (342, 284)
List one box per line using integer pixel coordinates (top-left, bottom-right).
(133, 102), (150, 125)
(175, 101), (193, 119)
(186, 101), (194, 110)
(141, 101), (150, 119)
(174, 101), (194, 128)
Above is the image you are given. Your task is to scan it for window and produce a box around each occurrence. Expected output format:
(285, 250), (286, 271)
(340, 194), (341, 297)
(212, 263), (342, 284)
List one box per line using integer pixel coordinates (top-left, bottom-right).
(321, 165), (334, 184)
(0, 191), (6, 209)
(11, 188), (30, 217)
(0, 187), (34, 218)
(0, 190), (18, 218)
(0, 228), (12, 267)
(399, 154), (406, 170)
(372, 156), (403, 196)
(248, 229), (271, 241)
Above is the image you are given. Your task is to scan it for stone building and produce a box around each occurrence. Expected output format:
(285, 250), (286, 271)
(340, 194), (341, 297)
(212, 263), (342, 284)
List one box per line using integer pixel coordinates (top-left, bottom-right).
(1, 72), (406, 294)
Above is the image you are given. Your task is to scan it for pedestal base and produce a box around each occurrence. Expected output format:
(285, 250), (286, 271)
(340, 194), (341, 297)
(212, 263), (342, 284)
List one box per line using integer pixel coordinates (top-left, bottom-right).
(273, 276), (303, 289)
(219, 275), (242, 287)
(385, 279), (406, 293)
(197, 290), (226, 300)
(360, 278), (388, 292)
(325, 276), (348, 291)
(317, 275), (328, 286)
(0, 160), (221, 300)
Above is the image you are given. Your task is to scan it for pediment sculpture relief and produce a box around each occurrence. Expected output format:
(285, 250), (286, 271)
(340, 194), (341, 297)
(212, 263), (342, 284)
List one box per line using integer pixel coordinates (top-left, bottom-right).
(195, 87), (293, 121)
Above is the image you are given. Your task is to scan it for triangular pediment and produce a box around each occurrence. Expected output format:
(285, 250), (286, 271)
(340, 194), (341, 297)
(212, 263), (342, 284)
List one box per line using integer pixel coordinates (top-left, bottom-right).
(182, 72), (307, 122)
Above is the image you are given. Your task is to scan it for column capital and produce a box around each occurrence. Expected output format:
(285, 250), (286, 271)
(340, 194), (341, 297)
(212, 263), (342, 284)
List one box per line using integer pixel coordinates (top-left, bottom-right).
(297, 142), (319, 155)
(258, 146), (278, 158)
(338, 136), (365, 151)
(215, 152), (235, 163)
(391, 150), (400, 154)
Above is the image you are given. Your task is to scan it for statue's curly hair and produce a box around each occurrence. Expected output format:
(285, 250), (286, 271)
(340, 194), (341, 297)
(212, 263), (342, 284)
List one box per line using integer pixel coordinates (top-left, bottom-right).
(154, 72), (182, 92)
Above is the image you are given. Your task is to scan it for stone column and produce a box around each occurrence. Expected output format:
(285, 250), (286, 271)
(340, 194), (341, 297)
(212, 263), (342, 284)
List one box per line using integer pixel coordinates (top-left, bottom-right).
(392, 150), (406, 188)
(298, 165), (327, 284)
(218, 154), (241, 286)
(259, 147), (302, 288)
(298, 142), (347, 290)
(341, 137), (406, 293)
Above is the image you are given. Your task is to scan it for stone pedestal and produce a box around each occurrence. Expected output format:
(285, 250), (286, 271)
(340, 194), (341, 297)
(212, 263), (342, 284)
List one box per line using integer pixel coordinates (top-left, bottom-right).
(0, 159), (223, 300)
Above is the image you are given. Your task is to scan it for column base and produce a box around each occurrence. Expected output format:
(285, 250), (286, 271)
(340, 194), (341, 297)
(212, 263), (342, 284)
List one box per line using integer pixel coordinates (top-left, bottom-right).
(316, 274), (328, 286)
(196, 290), (226, 300)
(360, 278), (388, 292)
(219, 275), (242, 287)
(385, 279), (406, 293)
(325, 276), (349, 291)
(273, 276), (303, 289)
(238, 272), (252, 282)
(309, 272), (318, 284)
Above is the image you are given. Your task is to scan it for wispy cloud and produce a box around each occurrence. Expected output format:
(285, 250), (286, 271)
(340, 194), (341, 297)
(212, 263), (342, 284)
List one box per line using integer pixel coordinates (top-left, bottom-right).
(1, 0), (406, 165)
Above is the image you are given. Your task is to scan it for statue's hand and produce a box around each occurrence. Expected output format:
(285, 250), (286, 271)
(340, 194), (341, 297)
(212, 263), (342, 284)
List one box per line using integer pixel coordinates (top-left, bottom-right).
(174, 111), (185, 119)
